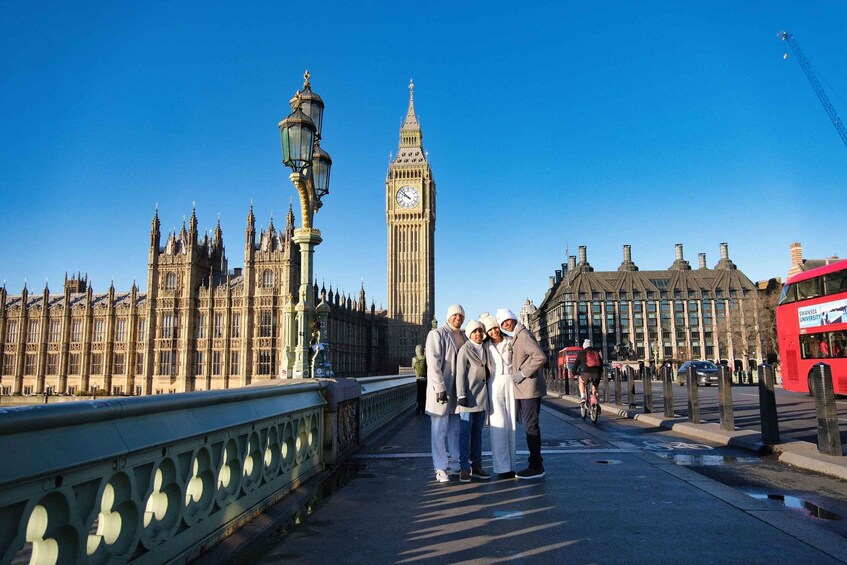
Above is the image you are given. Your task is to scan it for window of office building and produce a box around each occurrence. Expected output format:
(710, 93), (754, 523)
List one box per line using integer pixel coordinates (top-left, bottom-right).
(195, 351), (205, 375)
(138, 318), (146, 341)
(47, 354), (58, 374)
(136, 353), (144, 374)
(230, 351), (240, 374)
(212, 351), (222, 375)
(162, 314), (176, 338)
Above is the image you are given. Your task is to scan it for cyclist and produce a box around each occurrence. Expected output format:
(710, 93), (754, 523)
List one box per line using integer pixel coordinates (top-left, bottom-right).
(574, 339), (603, 406)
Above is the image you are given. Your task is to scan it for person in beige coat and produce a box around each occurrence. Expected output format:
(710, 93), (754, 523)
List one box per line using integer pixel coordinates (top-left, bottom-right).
(455, 320), (491, 482)
(425, 304), (466, 483)
(497, 308), (547, 479)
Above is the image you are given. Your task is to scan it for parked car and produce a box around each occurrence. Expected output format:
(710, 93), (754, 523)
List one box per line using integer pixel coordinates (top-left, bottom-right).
(676, 361), (720, 386)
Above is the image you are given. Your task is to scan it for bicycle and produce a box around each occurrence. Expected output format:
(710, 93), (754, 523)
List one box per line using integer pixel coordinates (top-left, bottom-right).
(579, 378), (601, 424)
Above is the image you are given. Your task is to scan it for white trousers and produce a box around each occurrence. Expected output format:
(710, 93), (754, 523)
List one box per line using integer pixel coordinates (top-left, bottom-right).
(430, 413), (461, 472)
(488, 372), (517, 474)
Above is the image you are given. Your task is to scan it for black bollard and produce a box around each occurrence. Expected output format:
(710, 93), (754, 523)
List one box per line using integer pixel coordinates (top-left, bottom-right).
(811, 363), (841, 456)
(643, 364), (653, 414)
(627, 366), (637, 409)
(602, 367), (610, 404)
(686, 365), (700, 423)
(564, 367), (570, 396)
(758, 364), (779, 444)
(718, 365), (734, 431)
(662, 364), (674, 418)
(614, 367), (622, 406)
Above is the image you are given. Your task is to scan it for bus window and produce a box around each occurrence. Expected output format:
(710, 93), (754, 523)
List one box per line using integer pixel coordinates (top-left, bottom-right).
(796, 277), (823, 301)
(800, 334), (824, 359)
(833, 331), (846, 358)
(823, 271), (847, 296)
(778, 283), (796, 305)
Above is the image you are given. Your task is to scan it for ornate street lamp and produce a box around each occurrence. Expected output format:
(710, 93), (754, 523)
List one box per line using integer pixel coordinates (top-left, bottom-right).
(279, 70), (333, 377)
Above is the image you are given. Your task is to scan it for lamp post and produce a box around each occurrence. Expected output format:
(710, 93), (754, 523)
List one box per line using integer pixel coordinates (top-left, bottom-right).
(279, 71), (332, 378)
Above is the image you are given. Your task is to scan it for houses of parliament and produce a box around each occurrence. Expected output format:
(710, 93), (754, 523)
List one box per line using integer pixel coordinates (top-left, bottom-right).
(0, 84), (436, 396)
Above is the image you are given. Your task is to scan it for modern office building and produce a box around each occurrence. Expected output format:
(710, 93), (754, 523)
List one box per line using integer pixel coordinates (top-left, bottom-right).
(528, 243), (763, 369)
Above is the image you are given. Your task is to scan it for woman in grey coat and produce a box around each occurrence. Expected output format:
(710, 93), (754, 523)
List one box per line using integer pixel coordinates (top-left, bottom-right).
(455, 320), (491, 482)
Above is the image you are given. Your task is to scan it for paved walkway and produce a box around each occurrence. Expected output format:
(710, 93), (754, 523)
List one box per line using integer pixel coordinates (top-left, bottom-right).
(254, 401), (847, 564)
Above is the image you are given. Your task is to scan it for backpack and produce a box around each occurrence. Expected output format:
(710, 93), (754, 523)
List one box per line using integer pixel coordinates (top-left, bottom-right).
(585, 349), (601, 368)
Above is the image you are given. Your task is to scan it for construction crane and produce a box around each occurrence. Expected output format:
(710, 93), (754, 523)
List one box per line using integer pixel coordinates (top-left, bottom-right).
(779, 31), (847, 149)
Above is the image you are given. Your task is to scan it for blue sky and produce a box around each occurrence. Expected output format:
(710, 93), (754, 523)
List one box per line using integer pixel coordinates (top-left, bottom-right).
(1, 1), (845, 326)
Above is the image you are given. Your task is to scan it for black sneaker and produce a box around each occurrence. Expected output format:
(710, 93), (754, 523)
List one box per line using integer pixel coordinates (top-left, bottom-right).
(459, 469), (471, 483)
(515, 467), (545, 480)
(471, 465), (491, 480)
(497, 471), (516, 480)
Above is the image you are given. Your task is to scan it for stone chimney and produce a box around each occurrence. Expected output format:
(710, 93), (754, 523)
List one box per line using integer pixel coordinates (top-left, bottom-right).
(670, 244), (691, 270)
(568, 255), (576, 271)
(715, 242), (736, 270)
(618, 244), (638, 272)
(578, 245), (587, 265)
(698, 253), (707, 269)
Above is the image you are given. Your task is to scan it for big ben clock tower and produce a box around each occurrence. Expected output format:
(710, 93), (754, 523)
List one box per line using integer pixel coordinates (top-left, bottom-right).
(386, 80), (435, 341)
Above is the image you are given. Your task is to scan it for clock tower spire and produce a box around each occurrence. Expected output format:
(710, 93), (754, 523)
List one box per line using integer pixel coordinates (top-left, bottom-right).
(386, 80), (435, 345)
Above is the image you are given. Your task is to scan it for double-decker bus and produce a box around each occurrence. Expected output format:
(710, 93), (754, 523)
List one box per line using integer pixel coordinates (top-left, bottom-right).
(777, 258), (847, 394)
(557, 346), (583, 380)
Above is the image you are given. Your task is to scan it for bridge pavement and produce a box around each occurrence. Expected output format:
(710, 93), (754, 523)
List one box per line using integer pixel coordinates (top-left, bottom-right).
(236, 401), (847, 564)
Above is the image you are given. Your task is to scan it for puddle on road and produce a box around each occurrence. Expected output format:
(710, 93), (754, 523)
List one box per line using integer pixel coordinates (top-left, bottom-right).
(595, 459), (623, 465)
(652, 453), (759, 466)
(745, 493), (843, 521)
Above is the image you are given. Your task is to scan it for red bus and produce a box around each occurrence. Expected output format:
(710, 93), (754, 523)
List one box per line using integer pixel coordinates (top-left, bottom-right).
(557, 346), (583, 380)
(777, 258), (847, 394)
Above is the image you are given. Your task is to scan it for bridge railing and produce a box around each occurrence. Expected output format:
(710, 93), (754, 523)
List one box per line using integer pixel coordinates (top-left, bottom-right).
(0, 374), (414, 564)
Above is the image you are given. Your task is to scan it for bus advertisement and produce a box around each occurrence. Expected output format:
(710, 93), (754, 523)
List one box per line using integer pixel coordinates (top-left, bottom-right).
(777, 258), (847, 394)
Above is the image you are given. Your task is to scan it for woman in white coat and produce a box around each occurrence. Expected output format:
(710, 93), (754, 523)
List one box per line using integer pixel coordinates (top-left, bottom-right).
(481, 313), (517, 480)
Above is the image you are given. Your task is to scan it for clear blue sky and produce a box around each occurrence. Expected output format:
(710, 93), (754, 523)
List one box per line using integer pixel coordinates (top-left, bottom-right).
(2, 1), (846, 326)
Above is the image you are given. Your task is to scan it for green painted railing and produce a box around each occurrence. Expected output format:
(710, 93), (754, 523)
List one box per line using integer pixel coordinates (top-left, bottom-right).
(0, 374), (414, 564)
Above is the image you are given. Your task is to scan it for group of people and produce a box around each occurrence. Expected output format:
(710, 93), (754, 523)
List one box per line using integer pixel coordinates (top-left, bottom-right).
(421, 304), (547, 483)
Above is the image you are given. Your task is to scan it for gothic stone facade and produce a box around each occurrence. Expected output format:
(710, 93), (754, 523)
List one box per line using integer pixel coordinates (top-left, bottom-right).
(0, 205), (408, 396)
(528, 243), (763, 370)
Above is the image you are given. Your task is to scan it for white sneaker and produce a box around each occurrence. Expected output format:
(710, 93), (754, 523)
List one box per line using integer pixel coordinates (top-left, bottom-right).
(435, 469), (449, 483)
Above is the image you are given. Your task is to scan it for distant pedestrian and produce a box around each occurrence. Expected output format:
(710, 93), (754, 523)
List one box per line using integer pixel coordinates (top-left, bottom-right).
(497, 308), (547, 480)
(482, 313), (517, 480)
(413, 344), (427, 415)
(425, 304), (466, 483)
(455, 320), (491, 482)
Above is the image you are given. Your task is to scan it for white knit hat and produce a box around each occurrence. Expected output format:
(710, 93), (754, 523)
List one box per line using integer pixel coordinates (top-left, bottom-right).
(583, 339), (592, 348)
(480, 314), (499, 333)
(496, 308), (517, 325)
(447, 304), (465, 318)
(465, 319), (484, 339)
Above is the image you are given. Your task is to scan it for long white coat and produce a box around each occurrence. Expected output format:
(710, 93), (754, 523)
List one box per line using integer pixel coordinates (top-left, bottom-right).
(487, 336), (517, 474)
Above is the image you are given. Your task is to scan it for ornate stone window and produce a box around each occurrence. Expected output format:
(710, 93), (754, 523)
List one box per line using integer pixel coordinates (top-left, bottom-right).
(262, 270), (274, 288)
(165, 273), (177, 290)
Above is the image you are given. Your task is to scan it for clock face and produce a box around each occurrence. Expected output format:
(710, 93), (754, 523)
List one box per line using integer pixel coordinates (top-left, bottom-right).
(396, 185), (420, 209)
